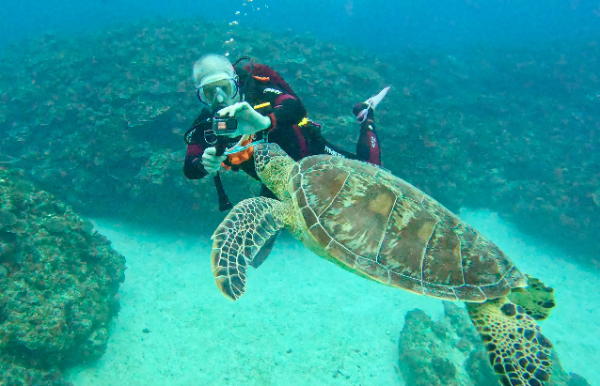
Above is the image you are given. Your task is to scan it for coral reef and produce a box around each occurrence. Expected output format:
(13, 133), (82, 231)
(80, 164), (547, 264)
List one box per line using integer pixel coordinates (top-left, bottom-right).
(0, 168), (126, 385)
(397, 302), (591, 386)
(0, 353), (72, 386)
(0, 18), (597, 261)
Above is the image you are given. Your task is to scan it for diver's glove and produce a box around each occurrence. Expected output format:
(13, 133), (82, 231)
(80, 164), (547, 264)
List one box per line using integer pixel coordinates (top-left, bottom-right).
(201, 147), (227, 174)
(218, 102), (271, 136)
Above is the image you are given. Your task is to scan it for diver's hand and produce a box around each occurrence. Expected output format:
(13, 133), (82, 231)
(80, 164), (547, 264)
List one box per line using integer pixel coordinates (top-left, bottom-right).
(201, 147), (227, 174)
(218, 101), (271, 136)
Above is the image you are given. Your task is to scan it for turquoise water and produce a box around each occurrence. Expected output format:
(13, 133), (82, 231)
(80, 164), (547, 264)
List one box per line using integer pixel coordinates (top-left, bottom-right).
(64, 212), (600, 385)
(2, 0), (598, 52)
(1, 1), (599, 385)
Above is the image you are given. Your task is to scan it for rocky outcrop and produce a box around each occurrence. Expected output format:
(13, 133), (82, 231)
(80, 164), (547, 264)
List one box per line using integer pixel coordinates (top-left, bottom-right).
(0, 169), (126, 385)
(398, 302), (590, 386)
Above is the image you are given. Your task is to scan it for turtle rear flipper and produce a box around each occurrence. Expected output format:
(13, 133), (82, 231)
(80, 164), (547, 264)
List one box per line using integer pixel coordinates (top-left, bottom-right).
(211, 197), (286, 300)
(467, 298), (553, 386)
(508, 276), (556, 321)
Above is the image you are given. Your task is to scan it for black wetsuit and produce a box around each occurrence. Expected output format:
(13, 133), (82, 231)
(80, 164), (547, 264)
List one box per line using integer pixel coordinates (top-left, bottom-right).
(183, 63), (381, 196)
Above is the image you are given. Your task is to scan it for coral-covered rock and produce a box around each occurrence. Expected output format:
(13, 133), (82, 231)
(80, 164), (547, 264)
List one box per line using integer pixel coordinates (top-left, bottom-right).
(398, 306), (471, 386)
(0, 18), (597, 260)
(0, 352), (72, 386)
(0, 168), (126, 384)
(397, 302), (590, 386)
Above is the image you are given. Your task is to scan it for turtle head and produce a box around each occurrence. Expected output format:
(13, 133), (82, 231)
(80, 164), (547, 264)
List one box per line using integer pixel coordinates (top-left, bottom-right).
(254, 143), (296, 200)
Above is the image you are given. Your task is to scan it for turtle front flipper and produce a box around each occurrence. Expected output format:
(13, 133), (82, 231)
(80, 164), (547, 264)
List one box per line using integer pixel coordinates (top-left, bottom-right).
(211, 197), (286, 301)
(467, 298), (553, 386)
(249, 229), (282, 269)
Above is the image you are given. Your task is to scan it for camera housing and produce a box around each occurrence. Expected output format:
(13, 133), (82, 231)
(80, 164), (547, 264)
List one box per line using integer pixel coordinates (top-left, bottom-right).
(212, 117), (238, 137)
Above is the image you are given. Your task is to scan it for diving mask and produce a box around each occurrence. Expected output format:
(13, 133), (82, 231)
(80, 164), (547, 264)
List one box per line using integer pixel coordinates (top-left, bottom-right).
(196, 73), (239, 105)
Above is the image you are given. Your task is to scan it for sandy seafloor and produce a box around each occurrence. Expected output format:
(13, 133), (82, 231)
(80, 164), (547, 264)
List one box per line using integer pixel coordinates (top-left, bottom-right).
(66, 208), (600, 386)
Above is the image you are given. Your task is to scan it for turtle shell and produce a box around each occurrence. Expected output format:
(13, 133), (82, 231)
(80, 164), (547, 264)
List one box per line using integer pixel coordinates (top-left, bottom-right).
(289, 155), (526, 303)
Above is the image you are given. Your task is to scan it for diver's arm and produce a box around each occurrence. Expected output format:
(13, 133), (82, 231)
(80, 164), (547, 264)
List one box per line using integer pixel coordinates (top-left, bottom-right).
(184, 144), (208, 179)
(269, 95), (307, 130)
(231, 88), (305, 136)
(252, 80), (306, 131)
(183, 113), (212, 179)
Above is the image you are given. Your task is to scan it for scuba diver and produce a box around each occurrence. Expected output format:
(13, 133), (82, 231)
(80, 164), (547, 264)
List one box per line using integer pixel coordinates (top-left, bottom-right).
(183, 53), (388, 205)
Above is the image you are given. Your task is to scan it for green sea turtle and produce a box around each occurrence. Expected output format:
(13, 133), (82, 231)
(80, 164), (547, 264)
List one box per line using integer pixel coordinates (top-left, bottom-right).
(211, 143), (555, 386)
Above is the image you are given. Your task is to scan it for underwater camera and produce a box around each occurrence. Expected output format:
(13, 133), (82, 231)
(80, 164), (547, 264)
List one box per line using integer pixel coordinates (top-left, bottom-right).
(212, 116), (238, 137)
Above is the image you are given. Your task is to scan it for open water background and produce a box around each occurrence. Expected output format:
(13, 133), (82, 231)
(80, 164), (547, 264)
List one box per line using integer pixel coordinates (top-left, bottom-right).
(2, 0), (598, 53)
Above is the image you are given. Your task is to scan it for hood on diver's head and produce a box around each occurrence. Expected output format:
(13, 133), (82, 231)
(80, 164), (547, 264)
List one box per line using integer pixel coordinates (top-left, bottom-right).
(193, 54), (235, 85)
(194, 54), (241, 108)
